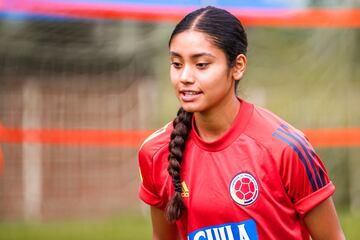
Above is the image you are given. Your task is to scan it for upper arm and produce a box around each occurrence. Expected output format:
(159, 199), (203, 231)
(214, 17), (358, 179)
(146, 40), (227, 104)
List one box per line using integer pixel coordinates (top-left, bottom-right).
(151, 206), (180, 240)
(138, 145), (166, 209)
(304, 197), (345, 240)
(273, 126), (335, 216)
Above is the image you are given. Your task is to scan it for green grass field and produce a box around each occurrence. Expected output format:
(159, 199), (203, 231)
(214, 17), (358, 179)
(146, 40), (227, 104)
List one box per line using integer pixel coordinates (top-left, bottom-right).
(0, 214), (152, 240)
(0, 211), (359, 240)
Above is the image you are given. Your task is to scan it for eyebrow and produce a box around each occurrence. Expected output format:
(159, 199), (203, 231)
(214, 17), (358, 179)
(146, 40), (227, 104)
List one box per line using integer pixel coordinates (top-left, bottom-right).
(169, 51), (215, 59)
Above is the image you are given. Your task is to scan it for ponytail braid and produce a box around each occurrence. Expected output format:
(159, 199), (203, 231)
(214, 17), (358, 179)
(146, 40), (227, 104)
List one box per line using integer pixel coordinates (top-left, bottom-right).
(166, 107), (193, 222)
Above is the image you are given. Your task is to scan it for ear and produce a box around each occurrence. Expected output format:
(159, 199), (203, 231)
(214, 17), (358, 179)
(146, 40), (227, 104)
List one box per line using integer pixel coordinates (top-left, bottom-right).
(232, 54), (247, 81)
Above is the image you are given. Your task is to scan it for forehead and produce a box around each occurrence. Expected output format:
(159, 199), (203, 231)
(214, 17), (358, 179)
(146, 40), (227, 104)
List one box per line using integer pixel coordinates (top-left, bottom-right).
(169, 30), (223, 57)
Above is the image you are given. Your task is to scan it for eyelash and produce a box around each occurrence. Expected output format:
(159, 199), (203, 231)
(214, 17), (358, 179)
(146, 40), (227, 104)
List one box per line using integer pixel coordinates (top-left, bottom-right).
(171, 62), (209, 69)
(196, 63), (209, 69)
(171, 62), (182, 69)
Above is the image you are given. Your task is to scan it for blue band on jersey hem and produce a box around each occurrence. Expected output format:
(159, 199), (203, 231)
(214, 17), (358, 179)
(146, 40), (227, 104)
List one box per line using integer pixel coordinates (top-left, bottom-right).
(188, 219), (258, 240)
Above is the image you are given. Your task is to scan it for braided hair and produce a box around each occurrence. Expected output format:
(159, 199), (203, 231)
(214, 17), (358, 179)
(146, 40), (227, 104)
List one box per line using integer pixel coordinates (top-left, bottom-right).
(166, 6), (248, 222)
(166, 107), (193, 221)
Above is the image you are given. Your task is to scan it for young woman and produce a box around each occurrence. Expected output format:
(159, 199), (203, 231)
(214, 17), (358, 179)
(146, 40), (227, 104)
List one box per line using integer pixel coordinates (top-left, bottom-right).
(138, 6), (345, 240)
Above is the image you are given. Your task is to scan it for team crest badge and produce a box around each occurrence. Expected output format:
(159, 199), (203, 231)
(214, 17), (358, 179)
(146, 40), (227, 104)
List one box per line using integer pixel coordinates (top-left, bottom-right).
(230, 172), (259, 206)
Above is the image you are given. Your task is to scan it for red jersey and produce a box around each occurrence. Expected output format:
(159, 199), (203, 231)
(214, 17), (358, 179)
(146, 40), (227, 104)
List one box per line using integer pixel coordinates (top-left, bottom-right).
(138, 99), (335, 240)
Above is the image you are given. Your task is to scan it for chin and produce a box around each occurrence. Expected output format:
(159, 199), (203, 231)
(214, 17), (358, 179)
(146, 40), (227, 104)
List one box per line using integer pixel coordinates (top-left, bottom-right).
(179, 103), (195, 113)
(181, 106), (195, 113)
(180, 103), (205, 113)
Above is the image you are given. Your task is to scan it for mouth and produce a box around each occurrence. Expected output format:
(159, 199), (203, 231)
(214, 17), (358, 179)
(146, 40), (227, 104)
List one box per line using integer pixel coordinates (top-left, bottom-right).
(179, 90), (202, 102)
(180, 90), (202, 96)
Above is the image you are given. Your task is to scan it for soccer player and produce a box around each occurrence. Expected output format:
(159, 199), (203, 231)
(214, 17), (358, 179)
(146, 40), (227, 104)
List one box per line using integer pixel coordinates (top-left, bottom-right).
(138, 6), (345, 240)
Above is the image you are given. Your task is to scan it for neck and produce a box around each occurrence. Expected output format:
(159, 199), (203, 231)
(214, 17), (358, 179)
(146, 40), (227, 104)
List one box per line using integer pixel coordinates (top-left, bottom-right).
(194, 96), (240, 142)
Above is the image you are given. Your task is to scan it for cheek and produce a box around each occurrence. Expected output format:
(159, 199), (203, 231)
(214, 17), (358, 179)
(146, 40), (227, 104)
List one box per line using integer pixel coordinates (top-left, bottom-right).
(199, 67), (228, 86)
(170, 73), (178, 89)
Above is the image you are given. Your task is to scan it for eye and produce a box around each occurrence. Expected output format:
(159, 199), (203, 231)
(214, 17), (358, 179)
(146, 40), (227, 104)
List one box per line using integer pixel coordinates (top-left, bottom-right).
(196, 62), (209, 69)
(171, 62), (182, 69)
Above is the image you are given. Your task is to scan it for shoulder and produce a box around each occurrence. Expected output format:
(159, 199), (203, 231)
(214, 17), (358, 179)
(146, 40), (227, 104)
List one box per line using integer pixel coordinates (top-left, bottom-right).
(244, 105), (308, 156)
(138, 121), (173, 160)
(138, 122), (174, 209)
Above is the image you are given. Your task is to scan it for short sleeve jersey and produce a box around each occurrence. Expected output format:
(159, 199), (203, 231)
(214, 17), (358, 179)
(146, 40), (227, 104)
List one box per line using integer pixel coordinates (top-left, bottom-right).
(138, 99), (335, 240)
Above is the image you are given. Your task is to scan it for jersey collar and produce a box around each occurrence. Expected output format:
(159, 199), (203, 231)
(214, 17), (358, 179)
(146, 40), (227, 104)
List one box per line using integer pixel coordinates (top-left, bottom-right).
(189, 98), (254, 152)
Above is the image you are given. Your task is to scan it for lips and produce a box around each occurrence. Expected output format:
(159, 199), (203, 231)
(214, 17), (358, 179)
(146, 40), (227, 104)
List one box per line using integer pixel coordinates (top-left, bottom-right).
(179, 90), (202, 102)
(181, 90), (202, 95)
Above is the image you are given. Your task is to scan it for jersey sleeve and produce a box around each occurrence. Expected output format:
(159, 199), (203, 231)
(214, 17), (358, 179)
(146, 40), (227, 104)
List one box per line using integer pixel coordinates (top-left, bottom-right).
(275, 127), (335, 217)
(138, 145), (166, 209)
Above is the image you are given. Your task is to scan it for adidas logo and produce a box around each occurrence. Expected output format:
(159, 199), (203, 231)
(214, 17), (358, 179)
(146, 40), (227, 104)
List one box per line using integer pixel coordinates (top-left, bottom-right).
(181, 181), (189, 198)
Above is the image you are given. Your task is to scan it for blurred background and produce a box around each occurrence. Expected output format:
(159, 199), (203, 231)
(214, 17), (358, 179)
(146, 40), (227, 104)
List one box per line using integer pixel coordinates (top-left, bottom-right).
(0, 0), (359, 239)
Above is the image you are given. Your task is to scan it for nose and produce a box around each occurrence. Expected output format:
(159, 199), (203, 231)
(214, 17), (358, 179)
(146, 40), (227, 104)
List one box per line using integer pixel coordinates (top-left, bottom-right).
(179, 65), (195, 84)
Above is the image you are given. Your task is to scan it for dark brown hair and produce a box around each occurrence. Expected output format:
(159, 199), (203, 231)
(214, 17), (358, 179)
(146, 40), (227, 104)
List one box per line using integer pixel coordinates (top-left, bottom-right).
(166, 6), (248, 222)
